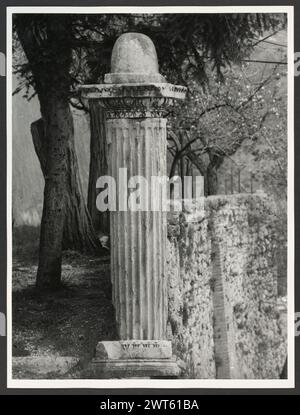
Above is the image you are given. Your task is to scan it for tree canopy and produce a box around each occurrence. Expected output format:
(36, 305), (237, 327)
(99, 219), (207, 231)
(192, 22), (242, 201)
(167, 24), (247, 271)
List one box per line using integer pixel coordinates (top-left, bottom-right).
(13, 13), (286, 97)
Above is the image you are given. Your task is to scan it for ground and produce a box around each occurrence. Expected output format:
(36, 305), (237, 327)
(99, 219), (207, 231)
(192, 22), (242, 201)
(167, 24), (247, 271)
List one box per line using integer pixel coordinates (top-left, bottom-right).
(12, 226), (118, 378)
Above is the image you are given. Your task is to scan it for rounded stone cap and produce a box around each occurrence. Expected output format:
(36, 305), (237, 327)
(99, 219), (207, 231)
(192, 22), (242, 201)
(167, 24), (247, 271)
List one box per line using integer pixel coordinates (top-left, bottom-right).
(104, 32), (166, 84)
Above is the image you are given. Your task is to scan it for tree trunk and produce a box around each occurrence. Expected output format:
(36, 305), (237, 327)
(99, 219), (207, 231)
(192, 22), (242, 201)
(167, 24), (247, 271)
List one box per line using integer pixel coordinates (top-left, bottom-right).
(31, 118), (47, 176)
(88, 101), (110, 234)
(207, 163), (219, 196)
(63, 133), (101, 252)
(186, 151), (208, 196)
(207, 154), (223, 196)
(31, 118), (101, 254)
(36, 93), (70, 289)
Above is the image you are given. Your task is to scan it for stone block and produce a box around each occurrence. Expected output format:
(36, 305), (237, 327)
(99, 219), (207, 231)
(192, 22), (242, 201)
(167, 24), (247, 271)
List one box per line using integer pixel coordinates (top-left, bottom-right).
(95, 340), (172, 360)
(85, 359), (180, 379)
(83, 340), (180, 379)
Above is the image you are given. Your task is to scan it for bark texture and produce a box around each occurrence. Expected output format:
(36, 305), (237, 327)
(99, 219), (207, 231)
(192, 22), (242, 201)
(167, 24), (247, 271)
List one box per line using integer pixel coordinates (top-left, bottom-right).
(207, 154), (223, 196)
(36, 93), (70, 289)
(31, 118), (101, 253)
(88, 101), (110, 234)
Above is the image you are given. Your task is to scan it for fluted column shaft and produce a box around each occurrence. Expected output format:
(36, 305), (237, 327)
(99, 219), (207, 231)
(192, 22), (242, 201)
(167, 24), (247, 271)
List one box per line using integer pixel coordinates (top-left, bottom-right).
(107, 118), (167, 340)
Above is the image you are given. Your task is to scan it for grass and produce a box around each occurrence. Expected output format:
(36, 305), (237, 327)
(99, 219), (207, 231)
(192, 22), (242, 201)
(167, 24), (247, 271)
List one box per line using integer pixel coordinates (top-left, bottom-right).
(12, 226), (118, 377)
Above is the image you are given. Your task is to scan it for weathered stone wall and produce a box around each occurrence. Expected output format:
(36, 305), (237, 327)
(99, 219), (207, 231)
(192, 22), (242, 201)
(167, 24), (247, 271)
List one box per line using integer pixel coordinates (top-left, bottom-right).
(166, 193), (286, 379)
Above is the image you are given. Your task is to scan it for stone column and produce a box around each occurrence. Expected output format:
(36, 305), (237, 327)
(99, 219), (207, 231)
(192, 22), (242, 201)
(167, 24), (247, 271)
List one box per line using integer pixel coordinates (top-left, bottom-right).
(81, 33), (186, 378)
(108, 117), (168, 340)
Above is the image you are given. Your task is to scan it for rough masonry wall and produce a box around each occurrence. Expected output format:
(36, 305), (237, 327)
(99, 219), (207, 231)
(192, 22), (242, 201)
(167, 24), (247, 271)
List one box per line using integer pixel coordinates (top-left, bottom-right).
(166, 193), (286, 379)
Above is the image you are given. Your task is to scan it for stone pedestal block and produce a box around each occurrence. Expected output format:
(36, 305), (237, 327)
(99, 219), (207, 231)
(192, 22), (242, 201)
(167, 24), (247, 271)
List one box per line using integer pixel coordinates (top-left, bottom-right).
(86, 340), (180, 379)
(95, 340), (172, 360)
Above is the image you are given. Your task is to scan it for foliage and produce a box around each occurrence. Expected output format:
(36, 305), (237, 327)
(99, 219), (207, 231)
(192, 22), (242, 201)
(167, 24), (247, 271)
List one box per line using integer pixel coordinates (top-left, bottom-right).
(135, 13), (286, 85)
(13, 13), (286, 97)
(167, 37), (287, 198)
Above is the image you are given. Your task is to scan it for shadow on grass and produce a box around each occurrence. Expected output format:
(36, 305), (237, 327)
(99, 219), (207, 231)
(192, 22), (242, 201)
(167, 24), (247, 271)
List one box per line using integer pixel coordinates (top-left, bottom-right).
(13, 225), (40, 264)
(12, 225), (118, 364)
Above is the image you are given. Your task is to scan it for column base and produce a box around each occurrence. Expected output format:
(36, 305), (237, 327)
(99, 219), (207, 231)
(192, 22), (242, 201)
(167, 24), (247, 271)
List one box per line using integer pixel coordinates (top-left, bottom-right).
(83, 340), (180, 379)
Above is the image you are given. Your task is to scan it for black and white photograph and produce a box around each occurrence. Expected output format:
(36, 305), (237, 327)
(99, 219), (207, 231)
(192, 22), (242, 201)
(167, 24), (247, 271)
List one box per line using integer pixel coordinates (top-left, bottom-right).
(6, 5), (294, 388)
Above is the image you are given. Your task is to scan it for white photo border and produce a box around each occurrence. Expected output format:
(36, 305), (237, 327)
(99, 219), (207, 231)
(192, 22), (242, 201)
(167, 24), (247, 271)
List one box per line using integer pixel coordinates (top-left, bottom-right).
(6, 5), (295, 389)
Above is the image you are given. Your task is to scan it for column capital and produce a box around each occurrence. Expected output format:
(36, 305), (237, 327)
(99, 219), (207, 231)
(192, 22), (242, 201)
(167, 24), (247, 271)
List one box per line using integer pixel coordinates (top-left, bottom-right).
(80, 32), (186, 119)
(81, 82), (187, 119)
